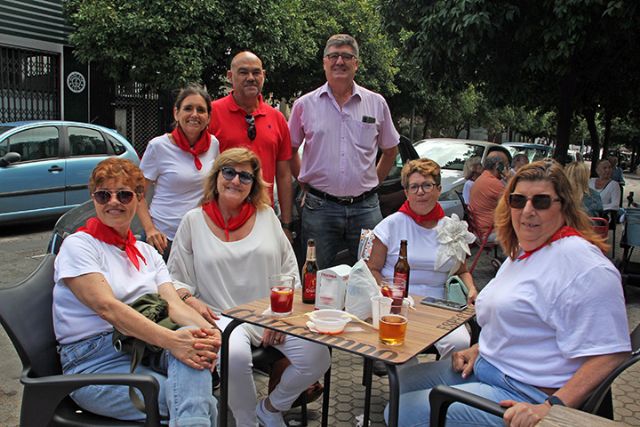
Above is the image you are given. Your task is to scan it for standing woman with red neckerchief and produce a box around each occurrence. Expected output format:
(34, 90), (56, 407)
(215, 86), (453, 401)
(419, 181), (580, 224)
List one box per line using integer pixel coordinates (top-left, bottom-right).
(168, 148), (331, 427)
(138, 84), (219, 261)
(52, 157), (219, 424)
(367, 158), (478, 358)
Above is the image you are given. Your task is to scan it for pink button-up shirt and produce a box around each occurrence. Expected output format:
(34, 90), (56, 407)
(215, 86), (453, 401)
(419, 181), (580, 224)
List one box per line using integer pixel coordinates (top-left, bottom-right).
(289, 82), (400, 197)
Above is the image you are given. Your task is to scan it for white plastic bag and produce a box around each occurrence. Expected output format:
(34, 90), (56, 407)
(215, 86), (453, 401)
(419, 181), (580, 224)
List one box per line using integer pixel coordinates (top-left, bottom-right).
(345, 260), (381, 320)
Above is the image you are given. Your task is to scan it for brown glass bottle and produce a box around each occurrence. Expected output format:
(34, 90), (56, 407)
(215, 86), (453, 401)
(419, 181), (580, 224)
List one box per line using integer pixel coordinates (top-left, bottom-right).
(302, 239), (318, 304)
(394, 240), (410, 298)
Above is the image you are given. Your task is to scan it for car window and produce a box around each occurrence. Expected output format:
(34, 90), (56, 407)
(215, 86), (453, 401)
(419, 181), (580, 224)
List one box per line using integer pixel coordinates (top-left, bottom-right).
(415, 141), (485, 170)
(106, 134), (126, 155)
(69, 127), (108, 156)
(6, 126), (59, 162)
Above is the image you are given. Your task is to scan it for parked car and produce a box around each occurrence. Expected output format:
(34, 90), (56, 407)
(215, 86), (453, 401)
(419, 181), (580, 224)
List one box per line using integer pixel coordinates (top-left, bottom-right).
(502, 142), (553, 163)
(0, 121), (139, 225)
(413, 138), (512, 218)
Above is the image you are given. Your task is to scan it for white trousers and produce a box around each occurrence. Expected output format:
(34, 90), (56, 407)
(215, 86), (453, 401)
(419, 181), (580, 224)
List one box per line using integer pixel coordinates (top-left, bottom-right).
(217, 316), (331, 427)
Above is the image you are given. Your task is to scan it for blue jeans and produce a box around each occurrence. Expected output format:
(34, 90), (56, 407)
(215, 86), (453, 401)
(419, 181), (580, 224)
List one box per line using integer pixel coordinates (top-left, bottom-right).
(385, 356), (548, 427)
(301, 192), (382, 269)
(58, 330), (217, 426)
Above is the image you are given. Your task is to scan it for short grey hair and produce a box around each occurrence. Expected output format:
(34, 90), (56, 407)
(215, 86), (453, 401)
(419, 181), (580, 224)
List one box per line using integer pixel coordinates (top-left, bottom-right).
(483, 154), (504, 171)
(512, 153), (529, 168)
(324, 34), (359, 58)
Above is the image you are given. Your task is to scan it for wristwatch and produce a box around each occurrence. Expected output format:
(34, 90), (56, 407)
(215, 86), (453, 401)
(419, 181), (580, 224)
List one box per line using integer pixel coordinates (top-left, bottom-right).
(545, 395), (565, 406)
(180, 292), (193, 302)
(280, 221), (293, 231)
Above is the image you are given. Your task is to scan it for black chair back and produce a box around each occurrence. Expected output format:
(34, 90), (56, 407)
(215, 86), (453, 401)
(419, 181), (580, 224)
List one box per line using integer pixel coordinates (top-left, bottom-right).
(0, 254), (61, 378)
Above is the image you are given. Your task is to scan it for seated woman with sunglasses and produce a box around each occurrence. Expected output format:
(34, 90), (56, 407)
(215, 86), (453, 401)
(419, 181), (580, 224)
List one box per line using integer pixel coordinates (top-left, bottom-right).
(137, 84), (219, 260)
(53, 158), (219, 424)
(367, 158), (477, 358)
(389, 160), (630, 427)
(168, 148), (331, 427)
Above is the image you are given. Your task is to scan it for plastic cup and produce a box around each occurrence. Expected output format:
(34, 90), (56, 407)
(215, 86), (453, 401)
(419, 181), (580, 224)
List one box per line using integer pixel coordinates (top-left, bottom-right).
(379, 299), (409, 345)
(371, 296), (392, 330)
(269, 274), (295, 316)
(381, 277), (406, 312)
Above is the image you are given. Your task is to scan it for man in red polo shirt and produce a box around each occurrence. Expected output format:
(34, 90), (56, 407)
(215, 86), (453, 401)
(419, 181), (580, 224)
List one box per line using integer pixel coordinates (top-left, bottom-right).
(209, 51), (293, 240)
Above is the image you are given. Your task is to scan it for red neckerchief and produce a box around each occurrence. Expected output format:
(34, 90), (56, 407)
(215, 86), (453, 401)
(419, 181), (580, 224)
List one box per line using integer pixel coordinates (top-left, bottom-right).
(202, 199), (256, 241)
(517, 225), (583, 260)
(170, 126), (211, 170)
(77, 217), (147, 270)
(398, 200), (445, 223)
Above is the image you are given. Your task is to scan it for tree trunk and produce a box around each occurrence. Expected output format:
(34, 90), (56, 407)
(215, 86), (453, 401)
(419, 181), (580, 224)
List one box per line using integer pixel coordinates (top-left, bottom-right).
(466, 122), (471, 139)
(585, 108), (600, 177)
(422, 111), (430, 139)
(409, 105), (416, 142)
(554, 72), (577, 165)
(602, 109), (612, 159)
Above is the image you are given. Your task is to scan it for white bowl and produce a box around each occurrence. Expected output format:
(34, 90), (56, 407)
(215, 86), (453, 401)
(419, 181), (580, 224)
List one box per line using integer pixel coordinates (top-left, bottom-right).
(308, 309), (351, 334)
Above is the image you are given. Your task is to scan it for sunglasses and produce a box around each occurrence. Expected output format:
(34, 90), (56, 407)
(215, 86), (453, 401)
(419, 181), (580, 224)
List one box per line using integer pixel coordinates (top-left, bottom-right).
(406, 182), (436, 194)
(508, 194), (561, 210)
(93, 190), (135, 205)
(221, 166), (255, 185)
(325, 52), (357, 62)
(245, 114), (256, 141)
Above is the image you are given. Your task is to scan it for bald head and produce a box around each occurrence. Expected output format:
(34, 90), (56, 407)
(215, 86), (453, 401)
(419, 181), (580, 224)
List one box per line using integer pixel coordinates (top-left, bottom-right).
(230, 51), (263, 70)
(228, 51), (265, 106)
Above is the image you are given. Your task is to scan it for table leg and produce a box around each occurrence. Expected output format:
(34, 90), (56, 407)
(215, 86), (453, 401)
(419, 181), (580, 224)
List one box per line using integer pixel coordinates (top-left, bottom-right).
(362, 358), (373, 427)
(220, 319), (242, 427)
(386, 363), (400, 427)
(321, 347), (332, 427)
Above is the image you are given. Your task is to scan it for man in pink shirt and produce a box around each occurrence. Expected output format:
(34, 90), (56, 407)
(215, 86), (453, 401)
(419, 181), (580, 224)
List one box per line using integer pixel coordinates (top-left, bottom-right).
(469, 150), (510, 238)
(289, 34), (400, 268)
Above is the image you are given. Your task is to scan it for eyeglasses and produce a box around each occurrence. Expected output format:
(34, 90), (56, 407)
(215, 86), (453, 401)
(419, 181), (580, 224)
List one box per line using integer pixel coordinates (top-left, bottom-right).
(245, 114), (256, 141)
(221, 166), (255, 185)
(325, 52), (357, 62)
(508, 194), (561, 210)
(406, 182), (436, 194)
(93, 190), (135, 205)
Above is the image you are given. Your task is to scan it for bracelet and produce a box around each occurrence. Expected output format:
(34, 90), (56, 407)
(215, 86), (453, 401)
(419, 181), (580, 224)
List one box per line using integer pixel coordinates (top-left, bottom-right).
(280, 221), (293, 231)
(180, 292), (193, 302)
(545, 395), (565, 406)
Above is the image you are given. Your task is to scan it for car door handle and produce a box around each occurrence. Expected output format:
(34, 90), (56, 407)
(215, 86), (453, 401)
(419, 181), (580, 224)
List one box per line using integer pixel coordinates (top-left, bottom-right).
(48, 165), (64, 172)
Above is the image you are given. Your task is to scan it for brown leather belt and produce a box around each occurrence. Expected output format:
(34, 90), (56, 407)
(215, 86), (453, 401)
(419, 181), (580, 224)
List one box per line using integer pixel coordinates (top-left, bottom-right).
(307, 186), (378, 206)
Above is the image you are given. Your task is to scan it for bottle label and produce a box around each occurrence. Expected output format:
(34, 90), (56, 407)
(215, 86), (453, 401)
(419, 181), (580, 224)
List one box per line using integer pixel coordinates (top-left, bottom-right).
(303, 272), (317, 300)
(394, 271), (408, 284)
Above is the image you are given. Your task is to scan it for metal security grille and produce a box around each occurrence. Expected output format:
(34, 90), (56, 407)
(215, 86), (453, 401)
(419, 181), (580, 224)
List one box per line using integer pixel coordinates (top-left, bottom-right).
(114, 82), (160, 155)
(0, 46), (60, 122)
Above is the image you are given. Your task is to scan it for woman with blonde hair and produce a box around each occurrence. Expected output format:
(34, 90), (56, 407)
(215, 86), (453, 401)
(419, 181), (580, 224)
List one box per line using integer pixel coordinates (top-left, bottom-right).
(390, 160), (629, 426)
(564, 161), (602, 217)
(169, 147), (330, 427)
(462, 156), (482, 204)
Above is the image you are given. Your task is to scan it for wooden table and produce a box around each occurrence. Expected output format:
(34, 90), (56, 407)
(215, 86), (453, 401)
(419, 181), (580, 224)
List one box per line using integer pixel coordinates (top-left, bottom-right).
(539, 406), (630, 427)
(219, 290), (475, 427)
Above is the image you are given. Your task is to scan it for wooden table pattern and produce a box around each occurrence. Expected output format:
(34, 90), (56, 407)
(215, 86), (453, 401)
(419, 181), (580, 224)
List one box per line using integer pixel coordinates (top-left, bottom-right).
(539, 406), (630, 427)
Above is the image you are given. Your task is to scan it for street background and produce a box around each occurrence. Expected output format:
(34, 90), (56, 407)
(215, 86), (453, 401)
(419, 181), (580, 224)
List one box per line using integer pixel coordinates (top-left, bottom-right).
(1, 174), (640, 426)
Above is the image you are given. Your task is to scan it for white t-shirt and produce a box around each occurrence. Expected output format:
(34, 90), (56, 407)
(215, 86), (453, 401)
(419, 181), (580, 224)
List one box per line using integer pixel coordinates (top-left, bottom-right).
(373, 212), (456, 298)
(140, 134), (219, 240)
(588, 178), (620, 211)
(462, 180), (474, 205)
(53, 232), (172, 344)
(168, 207), (300, 345)
(476, 236), (630, 388)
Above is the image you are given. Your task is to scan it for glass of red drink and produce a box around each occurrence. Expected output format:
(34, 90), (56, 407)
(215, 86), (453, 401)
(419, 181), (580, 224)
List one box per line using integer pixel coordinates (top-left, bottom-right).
(380, 277), (406, 314)
(269, 274), (295, 316)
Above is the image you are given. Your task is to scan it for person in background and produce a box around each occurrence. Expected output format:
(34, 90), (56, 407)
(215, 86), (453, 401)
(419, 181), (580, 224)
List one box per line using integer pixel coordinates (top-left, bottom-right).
(137, 84), (219, 260)
(289, 33), (400, 269)
(469, 150), (510, 239)
(589, 159), (621, 212)
(565, 162), (603, 217)
(389, 160), (630, 427)
(53, 158), (219, 424)
(609, 155), (625, 184)
(367, 158), (476, 358)
(169, 148), (330, 427)
(462, 156), (482, 205)
(510, 153), (529, 175)
(210, 51), (294, 241)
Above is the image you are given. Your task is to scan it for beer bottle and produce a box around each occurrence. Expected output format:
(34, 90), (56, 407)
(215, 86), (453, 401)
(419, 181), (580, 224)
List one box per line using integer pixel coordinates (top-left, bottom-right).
(302, 239), (318, 304)
(394, 240), (410, 298)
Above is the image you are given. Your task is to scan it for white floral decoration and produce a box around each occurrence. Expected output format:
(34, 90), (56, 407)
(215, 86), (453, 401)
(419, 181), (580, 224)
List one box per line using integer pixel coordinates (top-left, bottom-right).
(435, 214), (476, 274)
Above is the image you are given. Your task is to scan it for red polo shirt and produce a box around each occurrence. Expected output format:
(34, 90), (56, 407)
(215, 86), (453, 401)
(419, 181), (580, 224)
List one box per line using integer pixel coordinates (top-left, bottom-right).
(209, 93), (292, 202)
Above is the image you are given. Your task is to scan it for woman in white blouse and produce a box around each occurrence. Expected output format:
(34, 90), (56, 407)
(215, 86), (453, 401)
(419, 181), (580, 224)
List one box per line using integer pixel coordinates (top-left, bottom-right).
(589, 159), (621, 212)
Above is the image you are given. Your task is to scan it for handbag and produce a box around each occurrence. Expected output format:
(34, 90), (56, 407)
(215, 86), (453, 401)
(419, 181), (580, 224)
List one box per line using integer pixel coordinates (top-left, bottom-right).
(444, 275), (469, 306)
(112, 293), (179, 412)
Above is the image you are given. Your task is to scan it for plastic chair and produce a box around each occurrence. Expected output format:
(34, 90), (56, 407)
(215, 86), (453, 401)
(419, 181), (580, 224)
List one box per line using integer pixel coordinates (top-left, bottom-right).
(465, 207), (499, 275)
(590, 217), (610, 240)
(0, 254), (161, 426)
(429, 323), (640, 426)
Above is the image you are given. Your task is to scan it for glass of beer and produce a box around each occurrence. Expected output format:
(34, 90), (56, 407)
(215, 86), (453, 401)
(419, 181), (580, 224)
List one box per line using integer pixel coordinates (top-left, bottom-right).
(380, 277), (406, 314)
(379, 299), (409, 345)
(270, 274), (295, 316)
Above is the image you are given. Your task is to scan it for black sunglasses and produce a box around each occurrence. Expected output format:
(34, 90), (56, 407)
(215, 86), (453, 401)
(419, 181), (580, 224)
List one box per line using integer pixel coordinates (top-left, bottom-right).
(93, 190), (135, 205)
(245, 114), (256, 141)
(221, 166), (255, 185)
(508, 194), (561, 210)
